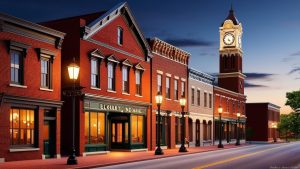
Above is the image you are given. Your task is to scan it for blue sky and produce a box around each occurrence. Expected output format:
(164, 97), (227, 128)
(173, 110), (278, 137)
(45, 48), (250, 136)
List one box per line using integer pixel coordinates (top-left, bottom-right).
(1, 0), (299, 113)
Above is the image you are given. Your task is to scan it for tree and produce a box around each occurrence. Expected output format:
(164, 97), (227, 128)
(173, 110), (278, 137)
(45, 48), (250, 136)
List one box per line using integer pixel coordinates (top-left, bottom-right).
(278, 114), (291, 141)
(285, 89), (300, 111)
(288, 113), (300, 138)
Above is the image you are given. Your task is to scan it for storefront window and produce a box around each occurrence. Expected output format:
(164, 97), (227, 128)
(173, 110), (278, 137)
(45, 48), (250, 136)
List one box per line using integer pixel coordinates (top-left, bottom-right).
(10, 109), (35, 146)
(131, 115), (144, 144)
(85, 112), (105, 144)
(175, 117), (181, 144)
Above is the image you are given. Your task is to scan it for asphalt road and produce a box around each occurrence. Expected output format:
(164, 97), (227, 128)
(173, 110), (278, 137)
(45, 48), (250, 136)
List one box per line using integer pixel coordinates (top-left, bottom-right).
(95, 142), (300, 169)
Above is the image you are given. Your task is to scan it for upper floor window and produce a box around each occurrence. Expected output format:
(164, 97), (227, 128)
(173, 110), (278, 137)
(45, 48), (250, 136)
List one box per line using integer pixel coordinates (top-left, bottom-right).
(107, 62), (115, 91)
(181, 81), (185, 97)
(122, 66), (129, 93)
(174, 80), (178, 100)
(209, 93), (212, 108)
(166, 77), (170, 99)
(136, 70), (142, 95)
(157, 74), (162, 94)
(117, 27), (123, 45)
(10, 50), (23, 85)
(10, 108), (35, 146)
(191, 88), (195, 105)
(204, 92), (207, 107)
(197, 90), (200, 106)
(41, 58), (51, 89)
(91, 58), (100, 88)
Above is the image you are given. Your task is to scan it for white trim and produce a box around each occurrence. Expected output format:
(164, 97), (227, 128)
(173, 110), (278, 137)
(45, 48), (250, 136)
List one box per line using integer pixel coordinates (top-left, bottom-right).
(166, 73), (172, 77)
(155, 146), (168, 150)
(157, 70), (163, 74)
(181, 78), (186, 82)
(40, 87), (53, 92)
(91, 87), (101, 91)
(191, 86), (195, 88)
(0, 158), (4, 163)
(166, 98), (172, 101)
(42, 154), (46, 160)
(107, 90), (117, 93)
(83, 151), (110, 157)
(175, 144), (188, 148)
(9, 148), (40, 152)
(55, 154), (61, 159)
(130, 148), (148, 152)
(122, 92), (130, 96)
(174, 76), (179, 79)
(9, 83), (27, 88)
(135, 94), (143, 97)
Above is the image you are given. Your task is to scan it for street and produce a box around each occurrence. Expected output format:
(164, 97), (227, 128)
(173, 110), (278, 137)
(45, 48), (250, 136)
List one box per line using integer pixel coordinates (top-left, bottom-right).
(95, 142), (300, 169)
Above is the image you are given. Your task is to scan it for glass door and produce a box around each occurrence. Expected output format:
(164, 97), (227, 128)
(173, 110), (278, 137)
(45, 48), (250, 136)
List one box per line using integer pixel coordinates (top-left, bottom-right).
(111, 120), (129, 149)
(43, 120), (55, 158)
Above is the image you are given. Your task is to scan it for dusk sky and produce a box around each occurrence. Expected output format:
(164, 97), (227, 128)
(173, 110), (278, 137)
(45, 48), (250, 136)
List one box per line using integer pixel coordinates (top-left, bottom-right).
(1, 0), (299, 113)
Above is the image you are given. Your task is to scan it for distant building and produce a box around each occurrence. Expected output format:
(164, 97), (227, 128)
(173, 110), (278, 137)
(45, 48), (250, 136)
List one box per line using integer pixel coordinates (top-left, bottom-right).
(188, 68), (214, 146)
(246, 103), (280, 143)
(0, 13), (65, 161)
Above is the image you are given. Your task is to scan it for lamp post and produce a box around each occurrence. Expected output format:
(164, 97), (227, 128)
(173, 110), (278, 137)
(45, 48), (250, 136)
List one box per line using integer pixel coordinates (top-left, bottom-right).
(272, 123), (277, 143)
(179, 97), (188, 152)
(66, 59), (80, 165)
(155, 93), (163, 155)
(235, 113), (241, 146)
(218, 106), (224, 148)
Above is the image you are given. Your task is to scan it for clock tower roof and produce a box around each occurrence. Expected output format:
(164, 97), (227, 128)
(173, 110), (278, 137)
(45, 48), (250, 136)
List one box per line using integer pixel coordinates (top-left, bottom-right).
(221, 6), (239, 26)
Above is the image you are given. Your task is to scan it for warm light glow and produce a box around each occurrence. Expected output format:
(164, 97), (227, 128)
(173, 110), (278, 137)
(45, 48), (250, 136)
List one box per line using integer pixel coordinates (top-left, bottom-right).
(218, 106), (223, 114)
(68, 63), (80, 80)
(179, 97), (186, 106)
(155, 94), (163, 104)
(237, 113), (241, 117)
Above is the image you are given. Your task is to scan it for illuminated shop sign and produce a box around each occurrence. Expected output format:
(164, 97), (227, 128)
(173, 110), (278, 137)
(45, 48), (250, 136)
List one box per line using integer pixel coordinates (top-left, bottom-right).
(84, 101), (147, 114)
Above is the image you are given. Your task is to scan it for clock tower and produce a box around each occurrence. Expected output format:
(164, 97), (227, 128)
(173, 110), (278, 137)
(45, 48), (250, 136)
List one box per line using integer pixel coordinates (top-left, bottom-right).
(218, 6), (245, 94)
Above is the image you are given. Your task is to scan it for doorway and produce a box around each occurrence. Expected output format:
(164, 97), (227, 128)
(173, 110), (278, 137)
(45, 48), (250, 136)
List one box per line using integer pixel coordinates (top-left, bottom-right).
(195, 119), (200, 146)
(110, 114), (129, 149)
(43, 120), (56, 158)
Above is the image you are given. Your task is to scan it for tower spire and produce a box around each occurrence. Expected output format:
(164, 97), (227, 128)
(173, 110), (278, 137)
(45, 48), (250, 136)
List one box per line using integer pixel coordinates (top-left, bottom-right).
(230, 2), (233, 11)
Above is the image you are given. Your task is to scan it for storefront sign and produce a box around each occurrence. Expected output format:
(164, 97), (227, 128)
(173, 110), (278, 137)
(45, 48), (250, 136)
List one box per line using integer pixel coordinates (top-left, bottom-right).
(84, 101), (147, 115)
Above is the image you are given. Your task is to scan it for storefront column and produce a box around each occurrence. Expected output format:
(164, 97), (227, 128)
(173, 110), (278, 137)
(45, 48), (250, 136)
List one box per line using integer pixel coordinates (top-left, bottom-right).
(38, 107), (45, 158)
(185, 117), (189, 144)
(200, 122), (204, 146)
(191, 119), (196, 147)
(55, 108), (61, 158)
(0, 103), (10, 162)
(170, 114), (175, 148)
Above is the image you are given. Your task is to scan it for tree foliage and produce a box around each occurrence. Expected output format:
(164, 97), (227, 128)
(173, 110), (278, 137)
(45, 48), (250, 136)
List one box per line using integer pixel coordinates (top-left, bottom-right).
(278, 113), (300, 138)
(285, 89), (300, 111)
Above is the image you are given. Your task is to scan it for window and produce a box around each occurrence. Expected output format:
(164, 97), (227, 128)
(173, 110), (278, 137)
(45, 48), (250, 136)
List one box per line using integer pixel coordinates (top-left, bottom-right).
(85, 112), (105, 144)
(197, 90), (200, 106)
(122, 66), (129, 93)
(41, 58), (51, 88)
(174, 80), (178, 100)
(157, 74), (162, 94)
(91, 58), (100, 88)
(117, 27), (123, 45)
(181, 81), (185, 97)
(166, 77), (170, 99)
(191, 88), (195, 105)
(10, 109), (35, 146)
(209, 93), (212, 108)
(204, 92), (207, 107)
(136, 70), (142, 95)
(156, 115), (168, 146)
(107, 62), (115, 90)
(131, 115), (144, 144)
(10, 50), (23, 84)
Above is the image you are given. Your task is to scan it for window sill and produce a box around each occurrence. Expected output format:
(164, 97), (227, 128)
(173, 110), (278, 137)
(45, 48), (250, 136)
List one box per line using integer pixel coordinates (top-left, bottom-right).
(107, 90), (117, 93)
(135, 94), (143, 97)
(165, 98), (171, 100)
(9, 148), (40, 152)
(9, 83), (27, 88)
(40, 87), (53, 92)
(91, 87), (101, 91)
(174, 100), (179, 102)
(122, 92), (130, 95)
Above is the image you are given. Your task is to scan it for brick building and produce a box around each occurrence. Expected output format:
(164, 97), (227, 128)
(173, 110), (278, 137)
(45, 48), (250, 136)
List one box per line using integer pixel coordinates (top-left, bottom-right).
(246, 103), (280, 143)
(43, 2), (153, 156)
(213, 7), (247, 145)
(148, 38), (190, 150)
(0, 13), (65, 161)
(188, 68), (214, 147)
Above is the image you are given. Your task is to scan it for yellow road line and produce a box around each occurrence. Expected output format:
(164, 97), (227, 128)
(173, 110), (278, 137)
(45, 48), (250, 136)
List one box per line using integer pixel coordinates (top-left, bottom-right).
(193, 143), (292, 169)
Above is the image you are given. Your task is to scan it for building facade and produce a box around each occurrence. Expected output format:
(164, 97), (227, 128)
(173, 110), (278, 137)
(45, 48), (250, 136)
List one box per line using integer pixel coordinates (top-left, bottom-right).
(188, 68), (214, 147)
(213, 7), (247, 144)
(0, 13), (65, 161)
(246, 103), (280, 143)
(148, 38), (190, 149)
(43, 3), (153, 156)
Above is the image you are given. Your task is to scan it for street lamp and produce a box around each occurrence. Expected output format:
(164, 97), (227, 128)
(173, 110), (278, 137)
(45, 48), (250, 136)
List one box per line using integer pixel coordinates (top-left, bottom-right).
(236, 113), (241, 146)
(218, 106), (224, 148)
(272, 123), (278, 142)
(67, 59), (80, 165)
(155, 93), (163, 155)
(179, 97), (188, 152)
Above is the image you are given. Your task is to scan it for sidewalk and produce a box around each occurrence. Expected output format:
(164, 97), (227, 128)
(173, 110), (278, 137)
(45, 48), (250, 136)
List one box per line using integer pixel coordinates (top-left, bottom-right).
(0, 144), (248, 169)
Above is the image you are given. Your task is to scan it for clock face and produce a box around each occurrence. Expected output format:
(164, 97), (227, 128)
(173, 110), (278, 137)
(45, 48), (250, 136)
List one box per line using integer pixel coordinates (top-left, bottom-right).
(223, 33), (235, 45)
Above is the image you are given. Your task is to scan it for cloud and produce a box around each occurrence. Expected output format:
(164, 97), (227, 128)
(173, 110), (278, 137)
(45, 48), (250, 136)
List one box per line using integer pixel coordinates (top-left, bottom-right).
(244, 82), (267, 88)
(288, 67), (300, 74)
(244, 73), (275, 80)
(281, 51), (300, 62)
(164, 38), (214, 47)
(290, 51), (300, 56)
